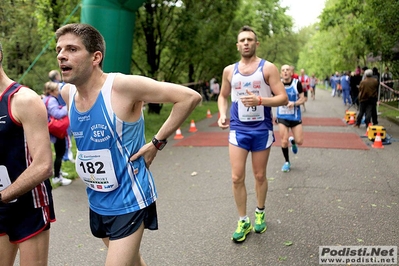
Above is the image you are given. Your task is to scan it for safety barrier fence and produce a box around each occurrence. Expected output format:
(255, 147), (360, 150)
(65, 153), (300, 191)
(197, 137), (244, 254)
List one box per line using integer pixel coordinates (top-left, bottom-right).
(379, 80), (399, 110)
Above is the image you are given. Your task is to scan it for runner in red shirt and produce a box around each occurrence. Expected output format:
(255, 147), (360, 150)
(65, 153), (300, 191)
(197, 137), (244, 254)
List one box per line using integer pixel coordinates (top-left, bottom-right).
(291, 65), (299, 80)
(299, 69), (310, 112)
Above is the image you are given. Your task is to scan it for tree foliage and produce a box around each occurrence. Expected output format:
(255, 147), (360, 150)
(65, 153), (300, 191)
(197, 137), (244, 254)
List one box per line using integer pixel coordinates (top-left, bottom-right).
(313, 0), (399, 77)
(1, 0), (44, 90)
(233, 0), (296, 69)
(0, 0), (303, 93)
(132, 0), (240, 83)
(0, 0), (80, 93)
(2, 0), (397, 93)
(367, 0), (399, 61)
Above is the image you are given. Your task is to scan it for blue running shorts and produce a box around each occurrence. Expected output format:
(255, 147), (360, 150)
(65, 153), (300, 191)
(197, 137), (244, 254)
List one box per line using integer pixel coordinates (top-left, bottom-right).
(229, 129), (275, 152)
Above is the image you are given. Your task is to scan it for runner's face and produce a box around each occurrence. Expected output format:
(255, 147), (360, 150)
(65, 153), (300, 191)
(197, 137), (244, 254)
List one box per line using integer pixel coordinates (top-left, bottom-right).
(56, 33), (94, 85)
(236, 31), (258, 58)
(281, 66), (292, 81)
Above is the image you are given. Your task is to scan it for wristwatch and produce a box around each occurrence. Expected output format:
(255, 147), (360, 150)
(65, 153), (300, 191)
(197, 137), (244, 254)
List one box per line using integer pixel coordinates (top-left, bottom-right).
(152, 136), (167, 150)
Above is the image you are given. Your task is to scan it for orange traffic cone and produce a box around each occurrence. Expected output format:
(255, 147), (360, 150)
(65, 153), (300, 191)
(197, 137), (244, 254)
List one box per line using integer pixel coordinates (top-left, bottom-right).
(206, 109), (212, 118)
(372, 132), (384, 149)
(348, 114), (355, 125)
(188, 119), (198, 132)
(364, 123), (372, 137)
(173, 128), (184, 140)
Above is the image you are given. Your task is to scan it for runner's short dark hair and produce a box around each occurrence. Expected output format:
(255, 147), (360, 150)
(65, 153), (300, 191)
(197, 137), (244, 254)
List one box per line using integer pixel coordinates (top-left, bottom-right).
(239, 26), (258, 41)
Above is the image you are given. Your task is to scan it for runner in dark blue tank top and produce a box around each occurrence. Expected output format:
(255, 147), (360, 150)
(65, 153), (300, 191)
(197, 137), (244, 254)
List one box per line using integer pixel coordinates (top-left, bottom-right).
(0, 42), (55, 266)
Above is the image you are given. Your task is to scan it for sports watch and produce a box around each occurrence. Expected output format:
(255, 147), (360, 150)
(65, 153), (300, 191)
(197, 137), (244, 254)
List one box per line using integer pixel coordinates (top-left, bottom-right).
(152, 136), (167, 150)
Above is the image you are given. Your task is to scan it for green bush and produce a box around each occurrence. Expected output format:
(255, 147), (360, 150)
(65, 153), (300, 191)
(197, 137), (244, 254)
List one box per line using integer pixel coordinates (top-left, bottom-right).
(144, 101), (219, 140)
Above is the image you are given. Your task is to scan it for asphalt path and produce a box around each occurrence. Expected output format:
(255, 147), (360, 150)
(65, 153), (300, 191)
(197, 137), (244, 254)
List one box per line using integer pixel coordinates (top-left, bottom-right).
(16, 87), (399, 265)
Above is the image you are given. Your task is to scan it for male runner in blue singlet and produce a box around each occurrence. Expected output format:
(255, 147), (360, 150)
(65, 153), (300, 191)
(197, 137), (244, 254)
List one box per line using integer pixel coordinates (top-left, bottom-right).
(0, 42), (55, 265)
(55, 23), (201, 265)
(276, 65), (306, 172)
(217, 26), (288, 243)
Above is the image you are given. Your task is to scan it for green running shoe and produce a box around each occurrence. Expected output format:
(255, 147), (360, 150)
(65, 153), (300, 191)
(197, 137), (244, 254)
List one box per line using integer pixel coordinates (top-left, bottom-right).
(254, 211), (267, 234)
(231, 219), (253, 243)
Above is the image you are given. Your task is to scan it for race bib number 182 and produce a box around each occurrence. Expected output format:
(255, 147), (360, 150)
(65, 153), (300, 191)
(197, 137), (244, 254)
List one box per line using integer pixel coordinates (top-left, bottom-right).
(76, 149), (119, 192)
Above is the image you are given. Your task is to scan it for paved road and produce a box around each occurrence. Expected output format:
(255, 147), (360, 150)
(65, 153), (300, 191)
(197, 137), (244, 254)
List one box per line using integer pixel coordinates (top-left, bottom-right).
(17, 88), (398, 265)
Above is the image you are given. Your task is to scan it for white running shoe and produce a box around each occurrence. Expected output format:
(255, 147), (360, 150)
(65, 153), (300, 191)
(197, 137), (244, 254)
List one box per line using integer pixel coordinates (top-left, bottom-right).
(52, 177), (72, 186)
(60, 171), (69, 177)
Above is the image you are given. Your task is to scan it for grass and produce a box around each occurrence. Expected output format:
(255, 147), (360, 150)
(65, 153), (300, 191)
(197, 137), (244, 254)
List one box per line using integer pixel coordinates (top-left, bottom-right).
(59, 100), (219, 183)
(143, 100), (219, 140)
(378, 101), (399, 121)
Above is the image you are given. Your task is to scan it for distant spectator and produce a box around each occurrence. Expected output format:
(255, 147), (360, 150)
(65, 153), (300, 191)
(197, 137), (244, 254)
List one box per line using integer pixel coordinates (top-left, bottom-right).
(372, 67), (380, 85)
(48, 69), (66, 106)
(330, 73), (336, 97)
(48, 69), (74, 164)
(354, 69), (378, 127)
(309, 73), (317, 100)
(299, 69), (310, 111)
(331, 72), (341, 97)
(371, 67), (380, 125)
(200, 80), (210, 102)
(335, 72), (342, 97)
(341, 71), (351, 106)
(291, 66), (299, 79)
(381, 66), (393, 100)
(42, 81), (72, 186)
(210, 78), (220, 101)
(355, 65), (361, 76)
(361, 66), (368, 80)
(324, 75), (330, 90)
(209, 76), (216, 95)
(350, 70), (362, 109)
(382, 67), (393, 87)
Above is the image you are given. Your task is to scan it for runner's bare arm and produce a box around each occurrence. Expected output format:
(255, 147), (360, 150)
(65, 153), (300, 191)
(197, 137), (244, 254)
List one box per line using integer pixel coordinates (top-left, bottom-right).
(1, 88), (53, 203)
(262, 62), (288, 107)
(114, 74), (202, 141)
(119, 75), (201, 165)
(218, 65), (233, 129)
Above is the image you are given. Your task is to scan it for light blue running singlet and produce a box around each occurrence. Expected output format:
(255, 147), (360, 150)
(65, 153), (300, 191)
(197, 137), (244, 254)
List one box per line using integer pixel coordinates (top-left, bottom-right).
(276, 79), (302, 121)
(69, 73), (157, 216)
